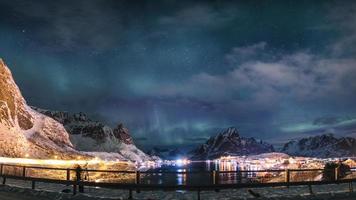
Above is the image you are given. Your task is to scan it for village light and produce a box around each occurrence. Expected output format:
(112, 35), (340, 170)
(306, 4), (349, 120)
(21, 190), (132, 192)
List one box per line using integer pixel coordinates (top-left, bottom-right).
(0, 156), (103, 166)
(176, 159), (184, 166)
(175, 158), (190, 166)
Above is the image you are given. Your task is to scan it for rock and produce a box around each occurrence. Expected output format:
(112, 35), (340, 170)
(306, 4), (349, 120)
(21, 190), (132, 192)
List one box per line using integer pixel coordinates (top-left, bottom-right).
(113, 123), (134, 145)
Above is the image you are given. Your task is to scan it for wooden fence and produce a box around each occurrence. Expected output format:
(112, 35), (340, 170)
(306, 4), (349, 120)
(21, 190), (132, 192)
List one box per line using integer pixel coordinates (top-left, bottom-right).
(0, 163), (355, 200)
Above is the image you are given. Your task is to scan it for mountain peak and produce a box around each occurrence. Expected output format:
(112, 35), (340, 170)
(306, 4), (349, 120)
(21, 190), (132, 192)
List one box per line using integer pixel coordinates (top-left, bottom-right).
(190, 127), (274, 160)
(219, 127), (240, 138)
(113, 123), (134, 145)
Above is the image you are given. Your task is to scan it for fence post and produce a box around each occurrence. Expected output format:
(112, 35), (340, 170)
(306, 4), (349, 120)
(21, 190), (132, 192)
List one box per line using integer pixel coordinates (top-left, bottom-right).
(308, 184), (313, 195)
(349, 181), (353, 193)
(66, 169), (70, 186)
(73, 183), (77, 195)
(212, 170), (216, 185)
(135, 171), (141, 193)
(0, 164), (3, 185)
(237, 171), (242, 183)
(285, 169), (290, 188)
(22, 166), (26, 177)
(128, 189), (133, 199)
(216, 171), (220, 185)
(212, 170), (220, 192)
(335, 166), (339, 181)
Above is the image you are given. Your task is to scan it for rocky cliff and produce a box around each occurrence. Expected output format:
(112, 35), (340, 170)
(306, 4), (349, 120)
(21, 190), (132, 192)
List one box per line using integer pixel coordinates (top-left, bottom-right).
(0, 59), (82, 159)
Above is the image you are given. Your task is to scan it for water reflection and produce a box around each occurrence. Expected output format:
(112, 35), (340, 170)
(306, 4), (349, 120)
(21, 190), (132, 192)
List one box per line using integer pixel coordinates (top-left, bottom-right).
(218, 160), (238, 171)
(142, 160), (268, 185)
(176, 169), (186, 185)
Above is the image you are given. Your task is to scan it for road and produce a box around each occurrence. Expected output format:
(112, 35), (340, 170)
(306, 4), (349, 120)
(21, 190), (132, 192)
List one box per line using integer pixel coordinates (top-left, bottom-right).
(0, 192), (50, 200)
(1, 191), (356, 200)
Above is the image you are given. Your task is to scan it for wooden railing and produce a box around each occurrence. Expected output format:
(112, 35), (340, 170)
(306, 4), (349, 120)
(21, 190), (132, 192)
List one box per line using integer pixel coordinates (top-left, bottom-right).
(0, 163), (355, 200)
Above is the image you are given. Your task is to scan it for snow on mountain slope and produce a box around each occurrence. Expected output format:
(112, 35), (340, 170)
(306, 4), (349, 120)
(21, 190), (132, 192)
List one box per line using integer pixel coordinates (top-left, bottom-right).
(0, 58), (83, 159)
(31, 107), (152, 162)
(190, 127), (274, 160)
(281, 134), (356, 158)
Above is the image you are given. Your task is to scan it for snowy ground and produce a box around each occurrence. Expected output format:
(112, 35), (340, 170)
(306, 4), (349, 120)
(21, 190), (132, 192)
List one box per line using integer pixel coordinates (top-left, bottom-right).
(2, 179), (356, 200)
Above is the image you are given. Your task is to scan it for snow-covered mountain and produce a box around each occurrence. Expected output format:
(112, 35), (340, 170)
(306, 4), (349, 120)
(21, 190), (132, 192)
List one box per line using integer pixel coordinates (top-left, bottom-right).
(0, 58), (152, 162)
(32, 107), (151, 162)
(189, 127), (274, 160)
(281, 134), (356, 158)
(0, 59), (83, 159)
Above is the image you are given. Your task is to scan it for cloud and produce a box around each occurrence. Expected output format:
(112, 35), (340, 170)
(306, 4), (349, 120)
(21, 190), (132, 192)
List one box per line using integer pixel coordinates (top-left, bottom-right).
(135, 42), (356, 115)
(324, 2), (356, 56)
(281, 116), (356, 135)
(225, 42), (268, 63)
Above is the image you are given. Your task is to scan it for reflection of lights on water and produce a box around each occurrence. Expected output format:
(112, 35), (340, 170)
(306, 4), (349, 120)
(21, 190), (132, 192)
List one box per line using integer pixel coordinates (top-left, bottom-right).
(219, 160), (238, 171)
(177, 169), (186, 185)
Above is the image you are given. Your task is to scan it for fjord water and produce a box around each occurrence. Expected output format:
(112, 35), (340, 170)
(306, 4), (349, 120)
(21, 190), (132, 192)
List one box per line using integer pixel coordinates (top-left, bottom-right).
(140, 161), (253, 186)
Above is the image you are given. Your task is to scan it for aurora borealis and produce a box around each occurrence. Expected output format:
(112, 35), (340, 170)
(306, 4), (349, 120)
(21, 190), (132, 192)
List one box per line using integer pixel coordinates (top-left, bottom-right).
(1, 0), (356, 148)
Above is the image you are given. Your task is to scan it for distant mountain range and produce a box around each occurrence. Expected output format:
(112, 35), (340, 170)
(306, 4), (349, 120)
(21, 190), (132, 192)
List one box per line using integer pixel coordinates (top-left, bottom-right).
(148, 127), (356, 160)
(281, 134), (356, 158)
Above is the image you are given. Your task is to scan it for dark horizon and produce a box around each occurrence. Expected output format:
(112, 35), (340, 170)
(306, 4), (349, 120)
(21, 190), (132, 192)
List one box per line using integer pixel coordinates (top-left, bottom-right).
(1, 0), (356, 148)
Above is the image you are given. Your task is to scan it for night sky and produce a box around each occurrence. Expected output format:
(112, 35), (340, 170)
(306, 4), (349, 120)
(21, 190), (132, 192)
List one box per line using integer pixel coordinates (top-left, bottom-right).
(1, 0), (356, 149)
